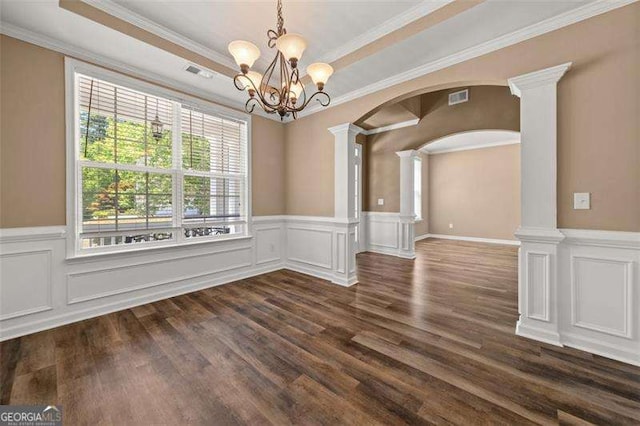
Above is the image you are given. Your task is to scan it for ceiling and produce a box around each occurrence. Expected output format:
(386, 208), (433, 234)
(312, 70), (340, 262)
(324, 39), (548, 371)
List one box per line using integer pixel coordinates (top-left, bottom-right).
(0, 0), (619, 122)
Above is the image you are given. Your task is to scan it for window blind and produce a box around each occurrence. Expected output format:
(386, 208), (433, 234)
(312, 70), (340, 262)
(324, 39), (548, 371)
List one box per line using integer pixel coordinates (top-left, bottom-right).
(74, 72), (249, 252)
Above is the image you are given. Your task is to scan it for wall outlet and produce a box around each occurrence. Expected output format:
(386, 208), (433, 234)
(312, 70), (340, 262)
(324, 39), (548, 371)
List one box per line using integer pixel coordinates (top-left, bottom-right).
(377, 198), (384, 206)
(573, 192), (590, 210)
(449, 223), (454, 229)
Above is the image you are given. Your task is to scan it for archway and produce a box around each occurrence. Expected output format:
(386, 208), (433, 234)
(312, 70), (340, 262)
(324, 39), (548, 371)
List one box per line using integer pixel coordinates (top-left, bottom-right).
(329, 62), (572, 347)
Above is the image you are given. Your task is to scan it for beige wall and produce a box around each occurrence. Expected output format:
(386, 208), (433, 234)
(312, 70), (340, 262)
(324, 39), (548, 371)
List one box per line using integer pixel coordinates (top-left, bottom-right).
(0, 35), (286, 228)
(428, 144), (521, 241)
(365, 85), (519, 213)
(284, 3), (640, 232)
(0, 36), (67, 228)
(251, 117), (286, 216)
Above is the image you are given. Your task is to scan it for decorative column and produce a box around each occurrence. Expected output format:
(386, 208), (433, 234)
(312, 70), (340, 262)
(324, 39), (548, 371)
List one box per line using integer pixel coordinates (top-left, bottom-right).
(395, 150), (419, 259)
(508, 62), (571, 346)
(328, 123), (363, 286)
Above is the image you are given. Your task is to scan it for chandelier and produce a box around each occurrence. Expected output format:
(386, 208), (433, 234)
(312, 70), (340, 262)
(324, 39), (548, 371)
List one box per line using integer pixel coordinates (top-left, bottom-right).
(227, 0), (333, 120)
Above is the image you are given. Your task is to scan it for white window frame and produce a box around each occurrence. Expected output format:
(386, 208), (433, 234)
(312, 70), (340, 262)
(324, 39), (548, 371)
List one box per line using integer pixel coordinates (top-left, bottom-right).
(64, 58), (252, 258)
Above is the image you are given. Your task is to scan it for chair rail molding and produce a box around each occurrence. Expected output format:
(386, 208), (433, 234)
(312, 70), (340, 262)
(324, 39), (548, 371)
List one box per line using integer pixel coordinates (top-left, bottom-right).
(508, 62), (571, 347)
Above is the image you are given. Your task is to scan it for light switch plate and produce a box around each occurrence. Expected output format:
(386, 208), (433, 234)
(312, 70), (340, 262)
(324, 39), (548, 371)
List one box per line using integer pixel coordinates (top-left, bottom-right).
(574, 192), (590, 210)
(377, 198), (384, 206)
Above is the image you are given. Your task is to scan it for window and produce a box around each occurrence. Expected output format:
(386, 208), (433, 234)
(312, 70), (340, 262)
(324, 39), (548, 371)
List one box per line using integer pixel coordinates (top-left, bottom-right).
(69, 62), (249, 255)
(414, 157), (422, 220)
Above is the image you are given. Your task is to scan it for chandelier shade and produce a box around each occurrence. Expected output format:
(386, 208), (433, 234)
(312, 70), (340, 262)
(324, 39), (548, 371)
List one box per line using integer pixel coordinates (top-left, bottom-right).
(228, 40), (261, 71)
(306, 63), (334, 90)
(228, 0), (332, 120)
(275, 33), (307, 65)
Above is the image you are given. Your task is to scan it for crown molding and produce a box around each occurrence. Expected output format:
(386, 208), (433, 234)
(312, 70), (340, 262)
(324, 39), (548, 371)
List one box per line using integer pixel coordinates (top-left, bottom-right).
(0, 22), (281, 122)
(316, 0), (454, 66)
(81, 0), (238, 71)
(362, 118), (419, 136)
(297, 0), (637, 118)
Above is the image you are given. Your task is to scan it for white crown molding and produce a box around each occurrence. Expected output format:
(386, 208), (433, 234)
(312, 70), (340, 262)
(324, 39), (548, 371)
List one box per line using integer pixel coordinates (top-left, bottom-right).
(0, 22), (281, 122)
(80, 0), (238, 71)
(508, 62), (572, 97)
(297, 0), (637, 118)
(422, 139), (520, 155)
(362, 118), (419, 136)
(315, 0), (455, 66)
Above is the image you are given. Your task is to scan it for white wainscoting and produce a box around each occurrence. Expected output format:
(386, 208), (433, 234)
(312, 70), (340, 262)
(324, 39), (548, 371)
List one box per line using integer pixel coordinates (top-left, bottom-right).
(362, 212), (415, 259)
(557, 229), (640, 366)
(0, 215), (357, 341)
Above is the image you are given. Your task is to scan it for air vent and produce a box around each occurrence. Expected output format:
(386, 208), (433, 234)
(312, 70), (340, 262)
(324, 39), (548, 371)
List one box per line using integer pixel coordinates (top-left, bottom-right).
(184, 64), (215, 79)
(185, 65), (201, 75)
(448, 89), (469, 106)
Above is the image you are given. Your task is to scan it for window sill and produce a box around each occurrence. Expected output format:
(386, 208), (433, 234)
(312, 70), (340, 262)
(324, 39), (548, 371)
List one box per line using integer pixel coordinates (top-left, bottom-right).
(66, 234), (253, 263)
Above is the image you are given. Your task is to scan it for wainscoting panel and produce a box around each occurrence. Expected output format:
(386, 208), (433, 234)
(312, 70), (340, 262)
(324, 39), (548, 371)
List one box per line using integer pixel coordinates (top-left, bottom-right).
(571, 255), (632, 338)
(67, 246), (254, 304)
(526, 252), (550, 322)
(0, 249), (53, 320)
(287, 227), (333, 270)
(254, 225), (284, 265)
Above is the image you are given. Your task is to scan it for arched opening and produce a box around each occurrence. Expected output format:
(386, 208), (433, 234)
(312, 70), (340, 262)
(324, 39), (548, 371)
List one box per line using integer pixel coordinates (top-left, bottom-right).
(328, 63), (570, 347)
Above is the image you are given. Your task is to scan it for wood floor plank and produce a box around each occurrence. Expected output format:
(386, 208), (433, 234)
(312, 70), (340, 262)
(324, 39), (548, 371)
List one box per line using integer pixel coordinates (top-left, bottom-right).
(2, 238), (639, 425)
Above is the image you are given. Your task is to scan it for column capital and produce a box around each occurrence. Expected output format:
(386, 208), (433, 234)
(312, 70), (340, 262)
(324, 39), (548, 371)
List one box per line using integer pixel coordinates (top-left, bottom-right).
(396, 149), (420, 158)
(508, 62), (572, 98)
(328, 123), (364, 136)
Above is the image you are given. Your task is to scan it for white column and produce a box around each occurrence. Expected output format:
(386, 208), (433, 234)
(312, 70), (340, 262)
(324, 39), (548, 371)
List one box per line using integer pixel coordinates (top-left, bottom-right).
(508, 62), (571, 346)
(328, 123), (363, 286)
(396, 150), (419, 259)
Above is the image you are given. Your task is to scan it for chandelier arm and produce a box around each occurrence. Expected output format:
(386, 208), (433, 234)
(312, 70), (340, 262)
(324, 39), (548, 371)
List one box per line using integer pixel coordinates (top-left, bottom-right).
(289, 90), (331, 112)
(259, 48), (284, 109)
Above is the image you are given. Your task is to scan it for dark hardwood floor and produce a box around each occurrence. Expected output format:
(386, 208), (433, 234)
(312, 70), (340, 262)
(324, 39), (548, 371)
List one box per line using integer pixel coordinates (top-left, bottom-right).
(1, 238), (639, 425)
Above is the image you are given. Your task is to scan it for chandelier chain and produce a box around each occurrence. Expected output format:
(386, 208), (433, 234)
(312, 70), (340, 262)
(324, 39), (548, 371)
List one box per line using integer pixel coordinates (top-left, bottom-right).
(277, 0), (284, 35)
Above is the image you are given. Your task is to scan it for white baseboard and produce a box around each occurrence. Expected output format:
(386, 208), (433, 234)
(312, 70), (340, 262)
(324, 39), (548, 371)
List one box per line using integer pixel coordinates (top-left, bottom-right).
(415, 233), (430, 242)
(421, 233), (521, 246)
(516, 320), (562, 347)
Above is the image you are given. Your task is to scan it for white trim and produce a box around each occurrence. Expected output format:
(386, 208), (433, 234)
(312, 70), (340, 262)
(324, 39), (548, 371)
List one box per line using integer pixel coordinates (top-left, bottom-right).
(361, 119), (420, 136)
(297, 0), (636, 118)
(314, 0), (455, 67)
(508, 62), (572, 97)
(424, 233), (521, 246)
(0, 22), (280, 122)
(0, 226), (66, 243)
(561, 229), (640, 250)
(424, 140), (520, 155)
(414, 233), (430, 242)
(81, 0), (238, 70)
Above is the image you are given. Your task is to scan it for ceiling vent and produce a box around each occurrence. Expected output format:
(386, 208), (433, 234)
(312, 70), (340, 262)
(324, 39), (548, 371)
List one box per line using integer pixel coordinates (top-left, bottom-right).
(184, 64), (215, 79)
(448, 89), (469, 106)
